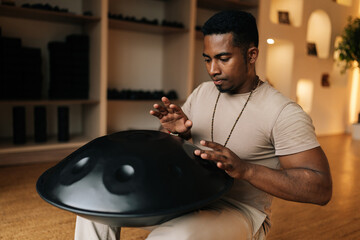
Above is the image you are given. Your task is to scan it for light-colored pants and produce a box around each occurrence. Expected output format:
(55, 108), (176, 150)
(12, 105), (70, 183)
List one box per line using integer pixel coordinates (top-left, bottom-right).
(74, 200), (266, 240)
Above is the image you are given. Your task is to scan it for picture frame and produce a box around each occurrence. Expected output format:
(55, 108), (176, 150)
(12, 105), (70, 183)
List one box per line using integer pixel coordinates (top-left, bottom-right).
(321, 73), (330, 87)
(307, 42), (318, 56)
(278, 11), (290, 24)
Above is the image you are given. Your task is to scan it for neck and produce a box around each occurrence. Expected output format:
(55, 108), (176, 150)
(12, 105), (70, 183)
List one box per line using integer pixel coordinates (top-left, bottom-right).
(231, 75), (260, 94)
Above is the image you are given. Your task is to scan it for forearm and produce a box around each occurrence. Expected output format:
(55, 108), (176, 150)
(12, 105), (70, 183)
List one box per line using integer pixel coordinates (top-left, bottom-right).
(244, 164), (332, 205)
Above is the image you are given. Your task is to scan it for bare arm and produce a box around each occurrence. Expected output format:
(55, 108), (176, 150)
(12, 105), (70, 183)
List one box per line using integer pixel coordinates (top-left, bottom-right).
(244, 147), (332, 205)
(195, 141), (332, 205)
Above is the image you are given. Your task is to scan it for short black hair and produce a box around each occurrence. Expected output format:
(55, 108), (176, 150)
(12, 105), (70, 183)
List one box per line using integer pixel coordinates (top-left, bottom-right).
(201, 10), (259, 53)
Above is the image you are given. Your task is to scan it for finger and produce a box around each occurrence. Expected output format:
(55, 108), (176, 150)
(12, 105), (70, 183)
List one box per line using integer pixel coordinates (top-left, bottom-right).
(194, 149), (227, 162)
(161, 97), (173, 113)
(200, 140), (224, 150)
(217, 162), (233, 171)
(185, 120), (193, 129)
(154, 103), (168, 115)
(194, 149), (209, 159)
(169, 104), (183, 114)
(149, 110), (163, 119)
(161, 96), (170, 104)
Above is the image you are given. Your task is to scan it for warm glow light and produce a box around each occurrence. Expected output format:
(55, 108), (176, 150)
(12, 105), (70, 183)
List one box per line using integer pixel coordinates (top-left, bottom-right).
(296, 79), (314, 113)
(336, 0), (352, 7)
(349, 62), (360, 123)
(267, 38), (275, 44)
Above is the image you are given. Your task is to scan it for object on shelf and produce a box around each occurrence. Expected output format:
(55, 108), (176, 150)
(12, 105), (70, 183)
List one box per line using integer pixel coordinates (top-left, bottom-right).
(278, 11), (290, 24)
(12, 106), (26, 144)
(21, 3), (69, 13)
(108, 12), (184, 29)
(107, 89), (178, 100)
(307, 42), (317, 56)
(195, 25), (202, 31)
(1, 0), (15, 6)
(48, 34), (89, 99)
(57, 106), (69, 142)
(108, 12), (159, 26)
(161, 19), (184, 28)
(34, 106), (47, 143)
(321, 73), (330, 87)
(0, 35), (42, 100)
(83, 11), (93, 16)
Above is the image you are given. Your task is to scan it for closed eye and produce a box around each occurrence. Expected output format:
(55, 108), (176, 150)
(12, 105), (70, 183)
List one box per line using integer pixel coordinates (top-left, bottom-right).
(220, 58), (230, 62)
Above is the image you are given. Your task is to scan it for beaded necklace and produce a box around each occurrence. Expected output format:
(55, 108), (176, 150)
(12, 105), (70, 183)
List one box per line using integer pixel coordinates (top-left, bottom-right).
(211, 77), (260, 147)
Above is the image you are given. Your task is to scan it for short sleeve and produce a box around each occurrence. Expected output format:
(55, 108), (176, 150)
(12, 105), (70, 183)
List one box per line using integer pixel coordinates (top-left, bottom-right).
(271, 103), (320, 156)
(181, 83), (206, 120)
(181, 92), (193, 120)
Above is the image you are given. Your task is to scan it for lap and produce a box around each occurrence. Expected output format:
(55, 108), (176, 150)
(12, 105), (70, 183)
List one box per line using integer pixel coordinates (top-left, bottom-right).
(75, 200), (264, 240)
(145, 200), (254, 240)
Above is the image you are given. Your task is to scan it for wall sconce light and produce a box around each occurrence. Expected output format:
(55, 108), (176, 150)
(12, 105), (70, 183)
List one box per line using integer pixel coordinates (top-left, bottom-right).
(267, 38), (275, 44)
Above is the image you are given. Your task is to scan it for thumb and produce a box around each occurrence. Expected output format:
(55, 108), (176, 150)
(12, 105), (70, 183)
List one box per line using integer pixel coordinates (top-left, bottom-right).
(185, 120), (193, 129)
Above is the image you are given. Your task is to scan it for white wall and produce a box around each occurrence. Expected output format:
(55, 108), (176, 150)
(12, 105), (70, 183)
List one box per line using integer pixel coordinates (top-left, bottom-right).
(257, 0), (360, 136)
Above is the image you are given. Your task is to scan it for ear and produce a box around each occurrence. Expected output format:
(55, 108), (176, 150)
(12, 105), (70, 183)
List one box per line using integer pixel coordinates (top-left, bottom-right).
(247, 47), (259, 64)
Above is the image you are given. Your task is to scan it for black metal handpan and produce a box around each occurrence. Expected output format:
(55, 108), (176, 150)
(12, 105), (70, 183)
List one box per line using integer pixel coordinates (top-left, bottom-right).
(36, 130), (233, 227)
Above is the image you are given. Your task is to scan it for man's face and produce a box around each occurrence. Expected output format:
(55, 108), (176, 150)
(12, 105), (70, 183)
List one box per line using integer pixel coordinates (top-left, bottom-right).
(203, 33), (250, 94)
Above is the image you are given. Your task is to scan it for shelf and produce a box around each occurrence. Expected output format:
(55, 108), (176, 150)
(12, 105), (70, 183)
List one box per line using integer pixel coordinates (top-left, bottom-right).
(109, 19), (188, 34)
(0, 5), (100, 24)
(197, 0), (258, 11)
(108, 99), (185, 104)
(0, 134), (91, 154)
(0, 99), (99, 107)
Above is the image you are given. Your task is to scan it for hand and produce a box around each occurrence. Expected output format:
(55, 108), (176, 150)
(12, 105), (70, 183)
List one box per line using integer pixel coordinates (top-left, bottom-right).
(194, 140), (250, 179)
(150, 97), (192, 135)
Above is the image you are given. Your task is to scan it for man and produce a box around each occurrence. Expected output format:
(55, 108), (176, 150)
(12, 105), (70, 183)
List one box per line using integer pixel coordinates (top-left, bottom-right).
(75, 10), (332, 240)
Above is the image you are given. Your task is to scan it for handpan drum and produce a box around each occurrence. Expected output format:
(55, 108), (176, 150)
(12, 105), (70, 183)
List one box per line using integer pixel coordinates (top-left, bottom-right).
(36, 130), (233, 227)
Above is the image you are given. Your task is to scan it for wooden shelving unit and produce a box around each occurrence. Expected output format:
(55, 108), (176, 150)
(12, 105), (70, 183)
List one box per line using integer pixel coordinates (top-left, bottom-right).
(0, 1), (105, 165)
(0, 99), (99, 107)
(0, 5), (100, 24)
(0, 0), (263, 165)
(0, 134), (90, 154)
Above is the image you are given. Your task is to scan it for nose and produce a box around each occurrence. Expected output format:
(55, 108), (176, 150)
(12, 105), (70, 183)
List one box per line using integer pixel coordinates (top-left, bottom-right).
(208, 61), (221, 77)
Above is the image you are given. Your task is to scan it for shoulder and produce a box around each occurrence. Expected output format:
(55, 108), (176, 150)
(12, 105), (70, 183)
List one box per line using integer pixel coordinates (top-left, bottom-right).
(251, 82), (295, 122)
(256, 82), (293, 107)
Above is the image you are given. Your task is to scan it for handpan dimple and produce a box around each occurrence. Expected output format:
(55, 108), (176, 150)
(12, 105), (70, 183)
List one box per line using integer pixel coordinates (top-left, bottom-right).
(72, 157), (90, 174)
(36, 130), (233, 227)
(115, 164), (135, 182)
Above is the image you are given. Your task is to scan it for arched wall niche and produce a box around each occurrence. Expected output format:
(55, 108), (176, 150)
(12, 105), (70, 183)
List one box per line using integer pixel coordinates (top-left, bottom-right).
(265, 39), (294, 98)
(306, 10), (332, 59)
(270, 0), (303, 27)
(335, 0), (352, 7)
(296, 79), (314, 114)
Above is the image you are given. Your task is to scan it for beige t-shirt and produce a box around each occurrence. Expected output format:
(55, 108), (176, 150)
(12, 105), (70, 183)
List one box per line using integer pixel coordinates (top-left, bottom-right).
(182, 81), (320, 232)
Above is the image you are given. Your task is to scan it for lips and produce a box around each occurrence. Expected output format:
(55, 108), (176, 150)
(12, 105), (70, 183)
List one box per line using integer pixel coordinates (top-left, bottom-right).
(213, 79), (224, 85)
